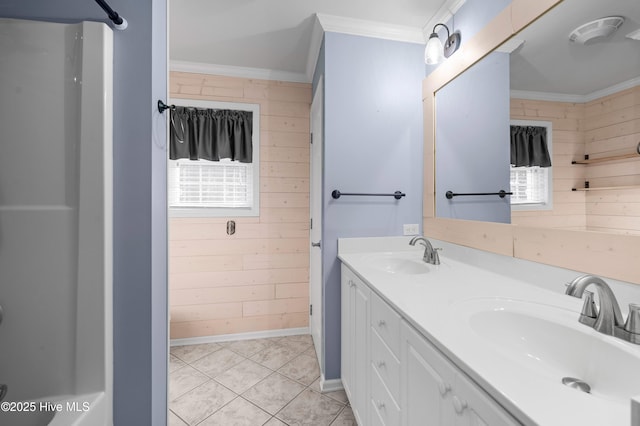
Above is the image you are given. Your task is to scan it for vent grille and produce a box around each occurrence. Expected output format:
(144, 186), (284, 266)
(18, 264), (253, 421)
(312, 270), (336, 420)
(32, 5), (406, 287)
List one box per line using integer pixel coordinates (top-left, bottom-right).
(569, 16), (624, 44)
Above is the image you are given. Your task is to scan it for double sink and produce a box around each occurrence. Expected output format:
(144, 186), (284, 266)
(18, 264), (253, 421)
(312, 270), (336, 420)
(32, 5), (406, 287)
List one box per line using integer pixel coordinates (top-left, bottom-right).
(348, 247), (640, 424)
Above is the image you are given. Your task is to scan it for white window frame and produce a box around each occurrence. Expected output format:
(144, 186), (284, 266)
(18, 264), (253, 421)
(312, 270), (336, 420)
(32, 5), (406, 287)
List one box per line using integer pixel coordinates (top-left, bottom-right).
(168, 98), (260, 218)
(509, 119), (553, 211)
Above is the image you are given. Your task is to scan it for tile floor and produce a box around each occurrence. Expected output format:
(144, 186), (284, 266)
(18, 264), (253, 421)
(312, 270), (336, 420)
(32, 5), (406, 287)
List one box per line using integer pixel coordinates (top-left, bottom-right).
(169, 334), (356, 426)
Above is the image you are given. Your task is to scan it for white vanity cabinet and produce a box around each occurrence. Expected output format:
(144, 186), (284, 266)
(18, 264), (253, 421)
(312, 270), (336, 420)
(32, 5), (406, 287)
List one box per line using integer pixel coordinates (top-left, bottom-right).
(341, 264), (370, 426)
(400, 320), (520, 426)
(341, 262), (521, 426)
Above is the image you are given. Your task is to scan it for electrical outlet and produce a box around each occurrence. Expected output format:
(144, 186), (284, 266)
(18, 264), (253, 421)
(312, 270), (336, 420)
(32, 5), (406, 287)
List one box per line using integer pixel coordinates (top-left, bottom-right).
(403, 224), (419, 235)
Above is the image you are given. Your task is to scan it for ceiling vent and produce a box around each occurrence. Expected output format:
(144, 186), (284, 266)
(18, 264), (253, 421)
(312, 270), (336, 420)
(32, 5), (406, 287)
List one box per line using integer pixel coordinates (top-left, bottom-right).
(569, 16), (624, 44)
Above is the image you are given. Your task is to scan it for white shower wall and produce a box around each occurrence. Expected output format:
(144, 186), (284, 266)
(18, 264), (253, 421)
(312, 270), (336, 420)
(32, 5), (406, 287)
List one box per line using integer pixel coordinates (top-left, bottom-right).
(0, 18), (112, 424)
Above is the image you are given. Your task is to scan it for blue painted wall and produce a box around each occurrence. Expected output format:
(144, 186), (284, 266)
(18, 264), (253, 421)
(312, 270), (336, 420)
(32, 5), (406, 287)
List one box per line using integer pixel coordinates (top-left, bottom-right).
(450, 0), (511, 42)
(435, 52), (511, 222)
(428, 0), (513, 223)
(320, 32), (425, 379)
(0, 1), (168, 424)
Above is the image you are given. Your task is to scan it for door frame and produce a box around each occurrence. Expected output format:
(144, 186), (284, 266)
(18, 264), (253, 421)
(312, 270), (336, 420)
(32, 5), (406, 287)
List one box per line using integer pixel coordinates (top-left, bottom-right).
(309, 77), (324, 371)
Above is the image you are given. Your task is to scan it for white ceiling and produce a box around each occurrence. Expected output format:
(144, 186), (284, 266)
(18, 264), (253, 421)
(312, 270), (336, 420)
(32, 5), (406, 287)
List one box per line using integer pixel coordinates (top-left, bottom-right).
(169, 0), (457, 82)
(169, 0), (640, 96)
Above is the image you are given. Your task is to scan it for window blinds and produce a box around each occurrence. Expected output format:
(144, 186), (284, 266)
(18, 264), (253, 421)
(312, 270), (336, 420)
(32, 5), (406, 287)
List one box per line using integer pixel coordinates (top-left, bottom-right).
(168, 160), (253, 208)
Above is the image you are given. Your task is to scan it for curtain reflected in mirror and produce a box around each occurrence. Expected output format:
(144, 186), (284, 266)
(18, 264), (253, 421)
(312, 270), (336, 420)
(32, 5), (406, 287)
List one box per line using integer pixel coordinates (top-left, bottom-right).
(434, 0), (640, 235)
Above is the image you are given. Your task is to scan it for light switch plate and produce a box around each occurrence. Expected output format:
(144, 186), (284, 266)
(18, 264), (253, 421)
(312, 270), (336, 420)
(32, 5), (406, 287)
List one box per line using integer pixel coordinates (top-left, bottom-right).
(403, 224), (419, 235)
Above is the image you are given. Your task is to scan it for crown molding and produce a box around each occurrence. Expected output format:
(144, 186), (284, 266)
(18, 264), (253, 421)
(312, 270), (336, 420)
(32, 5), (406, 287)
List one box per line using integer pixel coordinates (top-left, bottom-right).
(510, 90), (584, 103)
(315, 13), (425, 44)
(583, 76), (640, 102)
(307, 13), (427, 83)
(511, 76), (640, 103)
(423, 0), (466, 40)
(170, 60), (309, 83)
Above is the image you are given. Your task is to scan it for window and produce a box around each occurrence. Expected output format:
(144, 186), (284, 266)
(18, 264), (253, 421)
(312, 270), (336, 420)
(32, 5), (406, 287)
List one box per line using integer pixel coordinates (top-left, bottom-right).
(509, 120), (552, 211)
(168, 99), (260, 217)
(510, 166), (549, 205)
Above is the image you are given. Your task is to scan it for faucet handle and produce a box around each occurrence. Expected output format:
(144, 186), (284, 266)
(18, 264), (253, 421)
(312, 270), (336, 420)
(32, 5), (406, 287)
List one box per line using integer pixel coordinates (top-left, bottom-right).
(624, 303), (640, 335)
(431, 247), (442, 265)
(580, 291), (598, 319)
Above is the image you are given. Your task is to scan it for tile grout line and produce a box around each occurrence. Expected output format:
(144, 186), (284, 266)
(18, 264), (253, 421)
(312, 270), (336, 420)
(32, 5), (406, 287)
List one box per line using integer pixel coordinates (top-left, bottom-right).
(169, 335), (351, 426)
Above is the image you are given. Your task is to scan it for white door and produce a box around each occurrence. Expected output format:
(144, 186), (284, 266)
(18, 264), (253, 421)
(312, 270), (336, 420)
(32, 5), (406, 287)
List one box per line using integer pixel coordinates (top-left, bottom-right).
(309, 78), (324, 367)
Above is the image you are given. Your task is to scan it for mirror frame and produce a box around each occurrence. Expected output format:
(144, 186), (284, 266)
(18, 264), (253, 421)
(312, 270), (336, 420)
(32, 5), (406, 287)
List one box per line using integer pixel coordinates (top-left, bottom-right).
(422, 0), (640, 285)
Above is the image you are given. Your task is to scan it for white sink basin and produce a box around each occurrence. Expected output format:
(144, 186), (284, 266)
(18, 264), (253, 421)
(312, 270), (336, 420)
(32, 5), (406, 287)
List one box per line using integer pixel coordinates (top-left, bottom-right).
(361, 252), (430, 275)
(454, 298), (640, 403)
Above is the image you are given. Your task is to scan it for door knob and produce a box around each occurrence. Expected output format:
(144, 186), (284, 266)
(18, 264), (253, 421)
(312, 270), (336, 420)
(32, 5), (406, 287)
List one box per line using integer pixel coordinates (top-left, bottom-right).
(311, 241), (321, 248)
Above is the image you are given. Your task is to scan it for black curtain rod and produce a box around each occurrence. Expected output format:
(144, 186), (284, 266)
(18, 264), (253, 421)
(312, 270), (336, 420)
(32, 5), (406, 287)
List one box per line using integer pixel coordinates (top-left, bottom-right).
(445, 190), (512, 199)
(158, 100), (176, 113)
(332, 190), (405, 200)
(94, 0), (128, 30)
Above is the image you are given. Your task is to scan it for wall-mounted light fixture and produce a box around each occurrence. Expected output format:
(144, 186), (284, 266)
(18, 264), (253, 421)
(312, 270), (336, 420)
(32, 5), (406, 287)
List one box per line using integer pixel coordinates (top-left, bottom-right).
(425, 23), (461, 64)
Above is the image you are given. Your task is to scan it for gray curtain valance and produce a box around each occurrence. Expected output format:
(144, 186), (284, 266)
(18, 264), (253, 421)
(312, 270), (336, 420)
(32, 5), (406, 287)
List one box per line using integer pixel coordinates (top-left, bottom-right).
(510, 125), (551, 167)
(170, 106), (253, 163)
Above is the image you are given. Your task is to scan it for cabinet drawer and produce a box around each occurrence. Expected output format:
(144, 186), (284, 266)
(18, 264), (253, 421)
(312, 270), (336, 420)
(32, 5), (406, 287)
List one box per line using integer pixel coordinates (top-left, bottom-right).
(370, 292), (400, 357)
(370, 367), (401, 426)
(371, 328), (400, 401)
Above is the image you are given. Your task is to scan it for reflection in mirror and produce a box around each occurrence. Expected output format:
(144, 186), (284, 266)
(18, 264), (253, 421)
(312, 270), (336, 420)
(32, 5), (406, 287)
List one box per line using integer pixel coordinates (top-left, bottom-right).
(435, 0), (640, 235)
(435, 52), (511, 223)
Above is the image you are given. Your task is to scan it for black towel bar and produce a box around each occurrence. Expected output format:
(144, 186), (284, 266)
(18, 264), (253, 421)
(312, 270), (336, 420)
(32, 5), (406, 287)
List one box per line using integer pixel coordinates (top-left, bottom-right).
(445, 190), (512, 199)
(332, 190), (405, 200)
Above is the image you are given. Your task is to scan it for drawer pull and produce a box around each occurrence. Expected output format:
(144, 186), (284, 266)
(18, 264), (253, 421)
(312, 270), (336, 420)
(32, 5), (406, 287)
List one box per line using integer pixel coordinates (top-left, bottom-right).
(453, 396), (468, 414)
(438, 381), (451, 397)
(376, 401), (385, 410)
(377, 360), (386, 368)
(378, 320), (386, 327)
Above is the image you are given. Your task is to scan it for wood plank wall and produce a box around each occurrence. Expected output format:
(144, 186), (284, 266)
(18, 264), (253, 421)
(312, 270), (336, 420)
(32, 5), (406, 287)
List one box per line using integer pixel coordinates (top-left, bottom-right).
(510, 98), (587, 229)
(168, 72), (312, 339)
(583, 85), (640, 235)
(510, 85), (640, 235)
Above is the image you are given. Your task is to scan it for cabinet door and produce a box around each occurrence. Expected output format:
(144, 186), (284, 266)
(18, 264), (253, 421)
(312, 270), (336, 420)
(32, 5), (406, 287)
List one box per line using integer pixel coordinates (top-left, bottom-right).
(453, 372), (520, 426)
(401, 322), (456, 426)
(352, 276), (370, 425)
(340, 265), (353, 399)
(340, 265), (370, 426)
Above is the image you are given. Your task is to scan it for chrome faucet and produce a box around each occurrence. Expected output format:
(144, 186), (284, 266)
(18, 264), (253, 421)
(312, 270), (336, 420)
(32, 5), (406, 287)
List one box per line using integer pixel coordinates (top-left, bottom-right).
(565, 274), (640, 344)
(409, 236), (440, 265)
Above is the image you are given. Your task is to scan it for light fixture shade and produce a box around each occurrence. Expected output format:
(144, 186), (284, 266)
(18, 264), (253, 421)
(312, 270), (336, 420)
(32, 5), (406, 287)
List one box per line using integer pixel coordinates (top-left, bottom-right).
(425, 33), (444, 65)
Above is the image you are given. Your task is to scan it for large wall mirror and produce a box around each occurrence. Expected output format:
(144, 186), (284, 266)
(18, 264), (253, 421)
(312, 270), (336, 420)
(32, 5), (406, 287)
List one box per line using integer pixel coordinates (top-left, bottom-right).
(424, 0), (640, 284)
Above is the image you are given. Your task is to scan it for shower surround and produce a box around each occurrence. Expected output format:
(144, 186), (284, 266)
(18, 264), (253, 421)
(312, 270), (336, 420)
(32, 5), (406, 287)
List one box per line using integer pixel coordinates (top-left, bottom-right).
(0, 18), (113, 425)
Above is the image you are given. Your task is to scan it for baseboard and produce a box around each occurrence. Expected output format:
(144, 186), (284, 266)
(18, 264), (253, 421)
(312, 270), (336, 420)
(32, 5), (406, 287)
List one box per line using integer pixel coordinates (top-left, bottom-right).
(318, 375), (344, 393)
(170, 327), (310, 347)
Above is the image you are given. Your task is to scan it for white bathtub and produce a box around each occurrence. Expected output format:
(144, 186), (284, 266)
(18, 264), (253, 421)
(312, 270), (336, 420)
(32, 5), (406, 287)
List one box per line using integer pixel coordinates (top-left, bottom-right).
(0, 18), (113, 426)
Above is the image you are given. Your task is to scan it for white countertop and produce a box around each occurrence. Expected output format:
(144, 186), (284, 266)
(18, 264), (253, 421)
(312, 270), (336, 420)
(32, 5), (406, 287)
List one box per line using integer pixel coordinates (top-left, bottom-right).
(338, 236), (640, 426)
